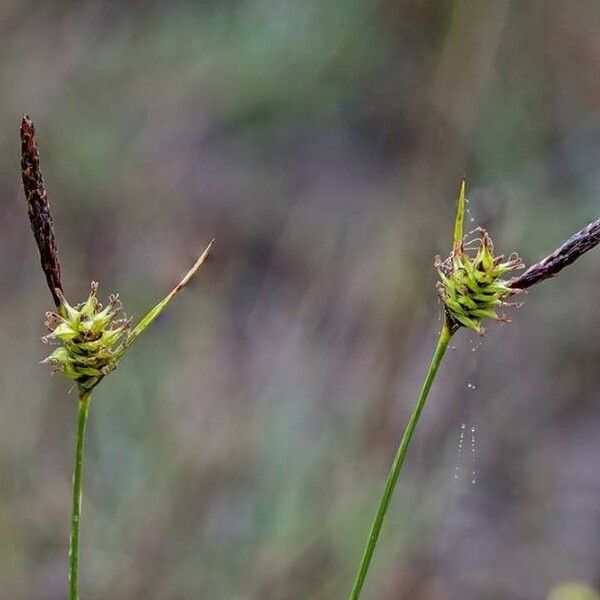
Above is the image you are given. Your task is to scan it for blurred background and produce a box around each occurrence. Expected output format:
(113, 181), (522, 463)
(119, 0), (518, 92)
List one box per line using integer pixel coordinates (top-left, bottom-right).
(0, 1), (599, 598)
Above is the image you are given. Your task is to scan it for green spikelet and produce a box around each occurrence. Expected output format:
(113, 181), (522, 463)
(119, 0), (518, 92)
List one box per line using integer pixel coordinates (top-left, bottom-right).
(436, 182), (525, 333)
(42, 283), (129, 391)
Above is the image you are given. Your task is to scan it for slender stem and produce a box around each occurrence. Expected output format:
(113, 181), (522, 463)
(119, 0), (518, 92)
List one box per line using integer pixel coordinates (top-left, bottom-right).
(348, 320), (453, 600)
(69, 390), (91, 600)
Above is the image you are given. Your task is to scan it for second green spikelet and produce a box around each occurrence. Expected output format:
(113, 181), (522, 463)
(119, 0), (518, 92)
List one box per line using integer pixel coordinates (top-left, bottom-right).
(435, 181), (524, 333)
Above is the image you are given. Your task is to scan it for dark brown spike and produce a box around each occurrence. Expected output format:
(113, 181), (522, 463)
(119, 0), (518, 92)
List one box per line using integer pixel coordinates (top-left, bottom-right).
(20, 115), (64, 307)
(508, 218), (600, 290)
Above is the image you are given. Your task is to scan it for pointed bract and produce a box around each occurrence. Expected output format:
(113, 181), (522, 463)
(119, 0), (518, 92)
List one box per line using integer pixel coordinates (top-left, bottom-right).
(453, 179), (466, 254)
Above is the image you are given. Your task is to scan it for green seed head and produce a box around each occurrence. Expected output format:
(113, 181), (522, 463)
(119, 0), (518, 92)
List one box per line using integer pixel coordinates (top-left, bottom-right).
(436, 182), (525, 333)
(42, 282), (129, 391)
(436, 231), (524, 333)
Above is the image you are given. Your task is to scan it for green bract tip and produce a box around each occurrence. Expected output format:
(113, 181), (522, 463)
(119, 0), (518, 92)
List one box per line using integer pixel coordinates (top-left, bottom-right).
(453, 179), (466, 253)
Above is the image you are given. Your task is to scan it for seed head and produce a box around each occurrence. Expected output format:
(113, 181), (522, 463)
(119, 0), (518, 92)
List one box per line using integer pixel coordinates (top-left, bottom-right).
(42, 283), (129, 391)
(21, 117), (213, 394)
(436, 181), (525, 333)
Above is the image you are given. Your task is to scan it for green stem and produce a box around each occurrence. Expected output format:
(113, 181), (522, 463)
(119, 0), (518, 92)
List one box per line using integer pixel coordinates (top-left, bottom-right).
(348, 320), (453, 600)
(69, 390), (91, 600)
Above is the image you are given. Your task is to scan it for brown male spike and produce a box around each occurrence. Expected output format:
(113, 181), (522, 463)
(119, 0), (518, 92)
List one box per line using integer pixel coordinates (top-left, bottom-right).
(508, 218), (600, 290)
(20, 115), (64, 307)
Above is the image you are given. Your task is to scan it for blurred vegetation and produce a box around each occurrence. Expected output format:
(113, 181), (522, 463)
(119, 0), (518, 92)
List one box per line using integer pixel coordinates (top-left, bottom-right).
(0, 1), (599, 598)
(549, 583), (600, 600)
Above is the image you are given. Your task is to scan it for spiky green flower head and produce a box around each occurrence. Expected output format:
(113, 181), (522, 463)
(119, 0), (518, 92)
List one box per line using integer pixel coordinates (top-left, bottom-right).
(40, 241), (214, 393)
(435, 181), (525, 334)
(42, 283), (129, 391)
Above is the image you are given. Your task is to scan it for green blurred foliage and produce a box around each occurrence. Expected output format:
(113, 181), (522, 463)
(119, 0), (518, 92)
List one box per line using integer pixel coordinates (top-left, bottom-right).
(549, 583), (600, 600)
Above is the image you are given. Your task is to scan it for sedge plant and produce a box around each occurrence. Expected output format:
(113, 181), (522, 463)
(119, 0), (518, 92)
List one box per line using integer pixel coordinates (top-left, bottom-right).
(348, 181), (600, 599)
(20, 116), (213, 600)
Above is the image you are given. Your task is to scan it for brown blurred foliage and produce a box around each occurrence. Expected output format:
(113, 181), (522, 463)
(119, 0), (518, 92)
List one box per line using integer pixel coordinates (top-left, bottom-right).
(0, 1), (598, 598)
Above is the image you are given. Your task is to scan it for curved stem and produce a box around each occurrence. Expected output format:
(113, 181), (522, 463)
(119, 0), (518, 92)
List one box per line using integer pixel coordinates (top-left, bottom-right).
(69, 390), (91, 600)
(348, 320), (453, 600)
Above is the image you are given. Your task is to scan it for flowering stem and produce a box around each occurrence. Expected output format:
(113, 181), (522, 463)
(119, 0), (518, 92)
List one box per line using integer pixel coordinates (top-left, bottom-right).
(69, 390), (91, 600)
(348, 319), (453, 600)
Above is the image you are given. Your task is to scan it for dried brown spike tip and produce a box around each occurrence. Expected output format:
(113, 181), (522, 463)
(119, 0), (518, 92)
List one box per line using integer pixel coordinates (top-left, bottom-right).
(508, 218), (600, 290)
(20, 115), (64, 307)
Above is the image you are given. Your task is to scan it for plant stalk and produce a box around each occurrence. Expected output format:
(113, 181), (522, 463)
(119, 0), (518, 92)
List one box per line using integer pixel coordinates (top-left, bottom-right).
(348, 319), (453, 600)
(69, 390), (91, 600)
